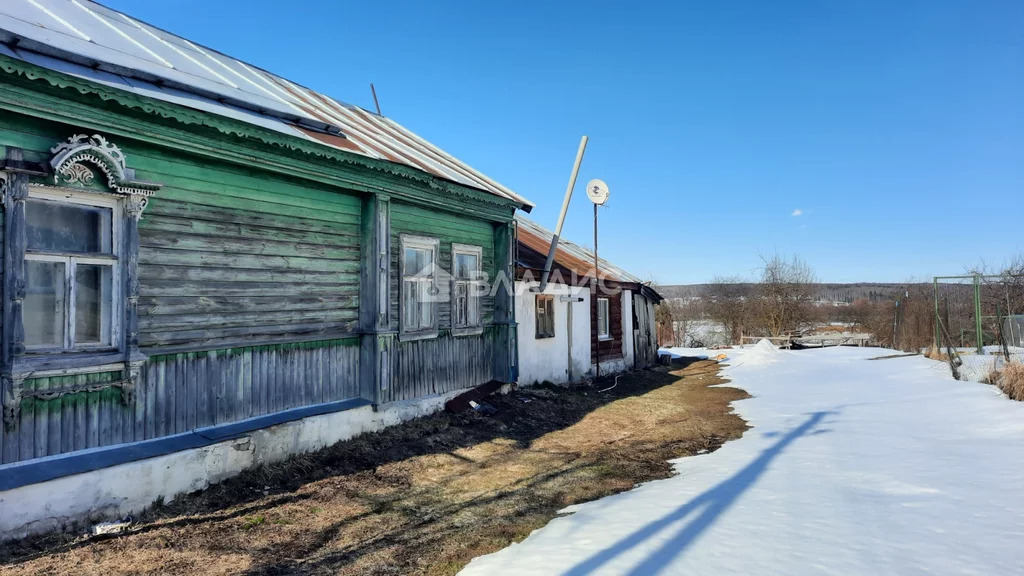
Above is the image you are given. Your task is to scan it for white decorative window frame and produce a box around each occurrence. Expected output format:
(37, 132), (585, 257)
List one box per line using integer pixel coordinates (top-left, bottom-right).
(597, 297), (612, 341)
(451, 242), (484, 337)
(399, 234), (440, 341)
(2, 134), (161, 430)
(24, 186), (124, 353)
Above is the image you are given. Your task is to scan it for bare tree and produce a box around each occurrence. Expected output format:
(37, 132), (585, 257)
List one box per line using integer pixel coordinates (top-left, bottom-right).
(752, 254), (816, 337)
(705, 276), (750, 344)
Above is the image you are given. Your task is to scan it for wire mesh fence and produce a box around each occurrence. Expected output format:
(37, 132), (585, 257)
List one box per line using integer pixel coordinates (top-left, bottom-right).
(931, 273), (1024, 382)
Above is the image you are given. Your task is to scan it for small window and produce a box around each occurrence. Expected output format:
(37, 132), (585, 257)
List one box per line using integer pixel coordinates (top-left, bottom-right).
(597, 297), (611, 340)
(400, 235), (439, 338)
(452, 243), (483, 333)
(24, 192), (119, 351)
(535, 295), (555, 339)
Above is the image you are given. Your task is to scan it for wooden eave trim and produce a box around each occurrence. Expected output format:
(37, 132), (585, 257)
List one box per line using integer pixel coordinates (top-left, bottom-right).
(0, 55), (520, 223)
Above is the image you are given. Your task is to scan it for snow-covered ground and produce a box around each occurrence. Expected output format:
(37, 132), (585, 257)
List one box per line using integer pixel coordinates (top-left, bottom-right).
(461, 342), (1024, 575)
(954, 346), (1024, 383)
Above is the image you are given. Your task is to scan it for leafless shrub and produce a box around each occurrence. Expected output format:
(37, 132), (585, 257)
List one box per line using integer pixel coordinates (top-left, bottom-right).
(705, 276), (751, 344)
(752, 254), (816, 338)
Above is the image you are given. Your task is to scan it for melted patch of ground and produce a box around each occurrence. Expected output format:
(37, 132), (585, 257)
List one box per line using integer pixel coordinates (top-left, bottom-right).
(1, 361), (748, 576)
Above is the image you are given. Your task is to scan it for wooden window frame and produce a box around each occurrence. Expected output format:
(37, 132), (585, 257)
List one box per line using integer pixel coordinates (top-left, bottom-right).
(597, 297), (611, 341)
(451, 243), (484, 336)
(535, 294), (555, 339)
(399, 234), (439, 341)
(24, 186), (123, 354)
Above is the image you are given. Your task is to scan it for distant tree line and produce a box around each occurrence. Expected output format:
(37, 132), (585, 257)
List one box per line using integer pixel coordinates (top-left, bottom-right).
(656, 253), (1024, 352)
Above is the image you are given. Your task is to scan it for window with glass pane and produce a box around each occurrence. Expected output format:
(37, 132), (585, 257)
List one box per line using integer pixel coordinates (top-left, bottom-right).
(452, 245), (482, 330)
(26, 199), (112, 254)
(24, 191), (118, 351)
(535, 295), (555, 339)
(597, 298), (611, 339)
(25, 261), (66, 347)
(401, 237), (437, 335)
(75, 264), (113, 344)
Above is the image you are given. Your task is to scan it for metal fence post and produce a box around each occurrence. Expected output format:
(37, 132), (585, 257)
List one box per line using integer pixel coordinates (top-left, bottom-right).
(974, 274), (983, 354)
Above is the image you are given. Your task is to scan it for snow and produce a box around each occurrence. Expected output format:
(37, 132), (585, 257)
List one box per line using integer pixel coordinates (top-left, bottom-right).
(461, 346), (1024, 575)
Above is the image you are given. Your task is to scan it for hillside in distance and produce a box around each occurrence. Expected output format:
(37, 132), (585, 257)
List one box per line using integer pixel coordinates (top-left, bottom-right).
(658, 283), (915, 304)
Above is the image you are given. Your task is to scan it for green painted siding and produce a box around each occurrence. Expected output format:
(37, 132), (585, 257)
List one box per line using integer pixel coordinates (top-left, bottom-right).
(136, 154), (363, 349)
(389, 201), (496, 331)
(0, 111), (363, 351)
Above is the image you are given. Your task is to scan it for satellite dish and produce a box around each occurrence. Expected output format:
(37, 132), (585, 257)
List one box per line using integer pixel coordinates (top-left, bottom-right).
(586, 179), (609, 205)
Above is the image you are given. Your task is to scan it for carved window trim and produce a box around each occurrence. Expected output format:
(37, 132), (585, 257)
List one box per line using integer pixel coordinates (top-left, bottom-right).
(24, 186), (124, 354)
(451, 243), (484, 337)
(2, 135), (160, 430)
(399, 234), (440, 341)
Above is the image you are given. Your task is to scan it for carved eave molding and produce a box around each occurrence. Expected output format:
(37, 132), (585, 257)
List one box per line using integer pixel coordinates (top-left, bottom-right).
(0, 54), (524, 221)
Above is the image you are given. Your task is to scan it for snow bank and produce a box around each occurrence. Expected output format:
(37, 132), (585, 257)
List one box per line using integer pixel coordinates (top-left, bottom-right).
(738, 338), (781, 366)
(461, 347), (1024, 576)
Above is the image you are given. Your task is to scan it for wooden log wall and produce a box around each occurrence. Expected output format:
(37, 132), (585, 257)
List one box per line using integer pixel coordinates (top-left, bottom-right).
(388, 201), (496, 330)
(0, 111), (513, 466)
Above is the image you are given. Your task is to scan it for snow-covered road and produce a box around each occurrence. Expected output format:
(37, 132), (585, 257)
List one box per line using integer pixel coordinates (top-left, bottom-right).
(461, 344), (1024, 575)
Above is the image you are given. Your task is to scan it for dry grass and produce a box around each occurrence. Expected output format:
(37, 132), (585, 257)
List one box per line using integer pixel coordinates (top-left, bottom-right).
(1, 361), (748, 576)
(925, 346), (950, 362)
(998, 362), (1024, 401)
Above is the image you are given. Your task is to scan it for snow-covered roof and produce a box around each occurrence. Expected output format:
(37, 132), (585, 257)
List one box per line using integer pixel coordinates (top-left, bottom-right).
(0, 0), (533, 210)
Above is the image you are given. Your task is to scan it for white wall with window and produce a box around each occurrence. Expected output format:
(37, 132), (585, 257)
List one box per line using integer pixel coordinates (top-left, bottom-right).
(514, 281), (590, 386)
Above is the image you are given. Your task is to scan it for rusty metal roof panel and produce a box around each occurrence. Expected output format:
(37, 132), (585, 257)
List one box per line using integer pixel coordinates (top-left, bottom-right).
(515, 215), (646, 285)
(0, 0), (532, 209)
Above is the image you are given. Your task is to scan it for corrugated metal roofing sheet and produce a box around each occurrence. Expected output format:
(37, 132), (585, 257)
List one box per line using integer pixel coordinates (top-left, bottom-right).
(515, 215), (646, 285)
(0, 0), (532, 209)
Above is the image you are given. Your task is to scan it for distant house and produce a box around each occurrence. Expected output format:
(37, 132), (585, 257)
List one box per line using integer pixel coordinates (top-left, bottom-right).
(0, 1), (531, 538)
(514, 216), (662, 385)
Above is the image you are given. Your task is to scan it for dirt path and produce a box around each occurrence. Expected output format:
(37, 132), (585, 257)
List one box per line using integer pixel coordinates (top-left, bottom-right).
(1, 361), (748, 576)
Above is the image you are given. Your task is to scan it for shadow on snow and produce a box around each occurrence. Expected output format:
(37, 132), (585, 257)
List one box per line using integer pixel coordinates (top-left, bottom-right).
(564, 409), (836, 576)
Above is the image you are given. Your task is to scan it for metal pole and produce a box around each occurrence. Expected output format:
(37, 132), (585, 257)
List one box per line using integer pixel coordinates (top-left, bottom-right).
(593, 202), (600, 383)
(933, 277), (940, 351)
(892, 299), (899, 350)
(537, 136), (589, 292)
(370, 83), (382, 115)
(974, 274), (984, 354)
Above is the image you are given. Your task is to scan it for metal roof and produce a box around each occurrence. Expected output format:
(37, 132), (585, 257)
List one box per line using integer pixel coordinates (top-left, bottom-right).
(0, 0), (532, 209)
(516, 215), (649, 285)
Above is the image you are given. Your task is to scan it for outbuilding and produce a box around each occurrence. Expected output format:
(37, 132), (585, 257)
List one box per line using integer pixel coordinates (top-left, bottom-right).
(514, 216), (662, 386)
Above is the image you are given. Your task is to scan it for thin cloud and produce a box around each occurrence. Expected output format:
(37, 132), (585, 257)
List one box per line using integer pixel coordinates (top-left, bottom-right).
(791, 209), (803, 217)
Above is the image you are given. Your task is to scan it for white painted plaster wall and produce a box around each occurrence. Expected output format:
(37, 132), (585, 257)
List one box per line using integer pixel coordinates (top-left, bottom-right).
(515, 281), (590, 386)
(0, 390), (463, 542)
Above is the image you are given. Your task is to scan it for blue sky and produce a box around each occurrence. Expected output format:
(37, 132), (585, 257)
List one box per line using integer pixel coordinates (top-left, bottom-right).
(104, 0), (1023, 284)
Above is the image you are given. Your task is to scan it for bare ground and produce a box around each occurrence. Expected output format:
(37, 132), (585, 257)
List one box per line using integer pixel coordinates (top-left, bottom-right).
(0, 360), (749, 576)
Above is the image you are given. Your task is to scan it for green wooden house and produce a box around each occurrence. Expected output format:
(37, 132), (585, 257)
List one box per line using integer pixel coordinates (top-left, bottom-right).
(0, 0), (531, 498)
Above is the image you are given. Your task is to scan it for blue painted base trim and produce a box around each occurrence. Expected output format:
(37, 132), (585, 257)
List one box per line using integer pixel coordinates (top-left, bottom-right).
(0, 397), (373, 492)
